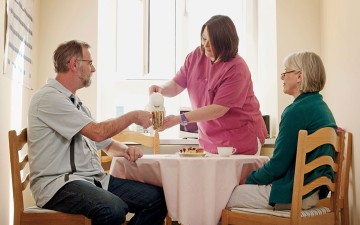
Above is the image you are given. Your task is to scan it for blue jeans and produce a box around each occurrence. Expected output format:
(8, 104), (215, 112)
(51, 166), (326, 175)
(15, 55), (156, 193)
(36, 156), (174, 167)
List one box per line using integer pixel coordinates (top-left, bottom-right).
(43, 175), (167, 225)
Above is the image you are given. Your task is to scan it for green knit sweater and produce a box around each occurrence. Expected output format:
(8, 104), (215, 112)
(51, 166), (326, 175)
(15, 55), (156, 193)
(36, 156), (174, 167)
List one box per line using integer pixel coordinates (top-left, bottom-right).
(246, 92), (337, 205)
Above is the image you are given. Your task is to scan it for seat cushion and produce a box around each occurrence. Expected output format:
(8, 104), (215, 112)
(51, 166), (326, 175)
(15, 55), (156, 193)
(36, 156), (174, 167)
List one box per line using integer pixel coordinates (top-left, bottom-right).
(24, 206), (61, 213)
(229, 206), (331, 218)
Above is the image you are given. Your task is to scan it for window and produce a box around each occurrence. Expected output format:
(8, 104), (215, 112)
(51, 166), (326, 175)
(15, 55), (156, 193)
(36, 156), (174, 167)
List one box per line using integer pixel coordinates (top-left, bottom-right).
(97, 0), (279, 138)
(99, 0), (257, 80)
(116, 0), (176, 79)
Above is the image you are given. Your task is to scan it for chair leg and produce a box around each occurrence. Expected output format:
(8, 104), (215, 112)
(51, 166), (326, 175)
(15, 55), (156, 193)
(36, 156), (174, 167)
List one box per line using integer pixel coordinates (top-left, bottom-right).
(221, 209), (229, 225)
(341, 206), (349, 225)
(164, 215), (172, 225)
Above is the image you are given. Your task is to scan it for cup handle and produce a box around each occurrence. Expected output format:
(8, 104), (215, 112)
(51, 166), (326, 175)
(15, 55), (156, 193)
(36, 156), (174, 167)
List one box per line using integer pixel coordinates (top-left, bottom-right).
(232, 148), (237, 154)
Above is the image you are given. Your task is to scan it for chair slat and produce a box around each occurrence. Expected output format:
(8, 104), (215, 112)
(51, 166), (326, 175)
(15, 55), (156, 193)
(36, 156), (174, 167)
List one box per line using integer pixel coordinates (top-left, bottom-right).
(304, 128), (338, 154)
(19, 155), (29, 171)
(302, 176), (335, 195)
(304, 155), (338, 174)
(21, 173), (30, 191)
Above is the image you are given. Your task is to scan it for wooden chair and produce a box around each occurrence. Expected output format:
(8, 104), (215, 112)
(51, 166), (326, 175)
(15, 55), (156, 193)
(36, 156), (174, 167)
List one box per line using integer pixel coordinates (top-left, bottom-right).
(100, 130), (172, 225)
(316, 130), (352, 225)
(100, 130), (160, 172)
(8, 128), (91, 225)
(221, 127), (352, 225)
(260, 147), (274, 158)
(339, 131), (352, 225)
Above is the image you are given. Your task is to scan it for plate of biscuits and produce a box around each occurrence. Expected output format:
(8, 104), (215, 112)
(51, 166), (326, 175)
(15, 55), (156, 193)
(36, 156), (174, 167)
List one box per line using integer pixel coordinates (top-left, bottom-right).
(178, 147), (206, 157)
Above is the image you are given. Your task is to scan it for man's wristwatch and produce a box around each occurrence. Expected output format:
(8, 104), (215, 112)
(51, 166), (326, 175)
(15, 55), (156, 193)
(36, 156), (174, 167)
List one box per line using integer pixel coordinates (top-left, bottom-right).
(180, 113), (188, 126)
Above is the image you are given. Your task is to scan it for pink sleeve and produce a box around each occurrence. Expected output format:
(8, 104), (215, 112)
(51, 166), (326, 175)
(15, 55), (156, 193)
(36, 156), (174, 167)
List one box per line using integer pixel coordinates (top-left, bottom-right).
(173, 54), (192, 88)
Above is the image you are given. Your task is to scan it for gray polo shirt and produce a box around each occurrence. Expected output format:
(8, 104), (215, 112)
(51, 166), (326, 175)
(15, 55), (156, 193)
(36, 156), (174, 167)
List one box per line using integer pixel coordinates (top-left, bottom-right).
(28, 78), (112, 207)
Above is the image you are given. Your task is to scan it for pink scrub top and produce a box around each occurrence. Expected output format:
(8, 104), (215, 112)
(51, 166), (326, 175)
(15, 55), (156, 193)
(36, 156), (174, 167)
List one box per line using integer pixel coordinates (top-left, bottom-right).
(174, 47), (268, 155)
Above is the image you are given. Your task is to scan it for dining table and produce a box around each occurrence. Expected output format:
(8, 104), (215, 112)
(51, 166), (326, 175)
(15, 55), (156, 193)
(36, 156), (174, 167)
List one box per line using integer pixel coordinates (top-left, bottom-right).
(109, 153), (269, 225)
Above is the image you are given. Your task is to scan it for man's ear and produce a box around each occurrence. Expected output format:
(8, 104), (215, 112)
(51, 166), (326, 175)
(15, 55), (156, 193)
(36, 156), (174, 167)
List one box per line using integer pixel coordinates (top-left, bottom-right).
(68, 57), (78, 71)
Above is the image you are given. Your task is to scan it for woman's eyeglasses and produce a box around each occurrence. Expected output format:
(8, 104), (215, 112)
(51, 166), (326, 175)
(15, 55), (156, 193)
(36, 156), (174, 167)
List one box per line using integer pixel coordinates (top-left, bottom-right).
(280, 70), (296, 78)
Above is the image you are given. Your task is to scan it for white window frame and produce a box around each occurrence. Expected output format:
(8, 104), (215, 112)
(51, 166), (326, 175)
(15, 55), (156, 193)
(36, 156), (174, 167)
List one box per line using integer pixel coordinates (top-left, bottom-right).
(101, 0), (258, 81)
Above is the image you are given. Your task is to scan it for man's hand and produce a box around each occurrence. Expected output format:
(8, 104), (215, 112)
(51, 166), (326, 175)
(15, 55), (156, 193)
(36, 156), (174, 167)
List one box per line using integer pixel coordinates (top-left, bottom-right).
(124, 146), (143, 162)
(132, 110), (153, 129)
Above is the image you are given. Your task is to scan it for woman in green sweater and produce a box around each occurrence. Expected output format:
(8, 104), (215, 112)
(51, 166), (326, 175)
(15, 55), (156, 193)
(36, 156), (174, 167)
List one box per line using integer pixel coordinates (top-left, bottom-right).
(227, 51), (337, 210)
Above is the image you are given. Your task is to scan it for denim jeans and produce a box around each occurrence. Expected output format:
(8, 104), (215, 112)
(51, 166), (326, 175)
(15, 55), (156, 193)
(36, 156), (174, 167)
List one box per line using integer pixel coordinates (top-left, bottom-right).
(43, 175), (167, 225)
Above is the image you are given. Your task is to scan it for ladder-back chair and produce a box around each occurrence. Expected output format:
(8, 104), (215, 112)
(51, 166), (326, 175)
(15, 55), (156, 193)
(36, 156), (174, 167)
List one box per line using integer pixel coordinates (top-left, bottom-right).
(221, 127), (352, 225)
(8, 128), (91, 225)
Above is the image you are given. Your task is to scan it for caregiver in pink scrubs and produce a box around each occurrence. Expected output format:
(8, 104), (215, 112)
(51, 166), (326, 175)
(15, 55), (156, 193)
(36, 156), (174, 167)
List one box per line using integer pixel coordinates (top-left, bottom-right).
(149, 15), (267, 155)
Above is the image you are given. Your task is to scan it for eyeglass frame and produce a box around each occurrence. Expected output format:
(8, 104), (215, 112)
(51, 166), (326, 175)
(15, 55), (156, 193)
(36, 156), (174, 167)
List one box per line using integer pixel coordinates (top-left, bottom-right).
(77, 59), (94, 67)
(280, 70), (296, 78)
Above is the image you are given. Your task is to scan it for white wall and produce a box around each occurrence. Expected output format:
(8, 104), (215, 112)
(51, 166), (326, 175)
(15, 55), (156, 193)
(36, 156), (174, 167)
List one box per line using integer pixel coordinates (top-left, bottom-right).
(36, 0), (98, 116)
(322, 1), (360, 224)
(276, 0), (322, 124)
(0, 1), (359, 224)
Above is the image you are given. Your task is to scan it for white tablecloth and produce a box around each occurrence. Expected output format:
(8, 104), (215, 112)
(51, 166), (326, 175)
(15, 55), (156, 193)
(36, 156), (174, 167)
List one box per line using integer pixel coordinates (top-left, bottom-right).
(110, 154), (269, 225)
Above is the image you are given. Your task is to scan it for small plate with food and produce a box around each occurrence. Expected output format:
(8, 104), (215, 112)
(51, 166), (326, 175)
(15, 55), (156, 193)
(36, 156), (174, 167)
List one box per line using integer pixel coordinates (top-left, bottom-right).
(178, 147), (206, 157)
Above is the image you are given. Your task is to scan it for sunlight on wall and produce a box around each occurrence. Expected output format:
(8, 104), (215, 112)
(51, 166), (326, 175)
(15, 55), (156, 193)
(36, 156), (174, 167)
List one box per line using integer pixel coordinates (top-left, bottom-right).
(9, 70), (25, 225)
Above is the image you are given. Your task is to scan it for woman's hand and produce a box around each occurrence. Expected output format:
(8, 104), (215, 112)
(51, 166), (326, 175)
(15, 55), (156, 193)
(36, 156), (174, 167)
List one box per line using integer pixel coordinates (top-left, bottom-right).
(157, 115), (180, 132)
(149, 81), (185, 97)
(149, 85), (162, 94)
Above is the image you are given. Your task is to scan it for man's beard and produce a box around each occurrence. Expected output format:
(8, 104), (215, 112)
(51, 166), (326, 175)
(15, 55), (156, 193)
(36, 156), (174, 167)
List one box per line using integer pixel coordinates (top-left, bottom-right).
(83, 77), (92, 87)
(78, 71), (92, 87)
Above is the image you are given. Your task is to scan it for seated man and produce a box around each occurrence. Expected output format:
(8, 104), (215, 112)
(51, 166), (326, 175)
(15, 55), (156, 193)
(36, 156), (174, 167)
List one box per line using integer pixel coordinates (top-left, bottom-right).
(28, 40), (167, 225)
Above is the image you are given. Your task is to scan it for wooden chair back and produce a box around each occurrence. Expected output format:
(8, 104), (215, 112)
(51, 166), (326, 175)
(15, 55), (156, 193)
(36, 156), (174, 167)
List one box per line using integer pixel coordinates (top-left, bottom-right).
(317, 130), (352, 225)
(113, 130), (160, 154)
(222, 127), (352, 225)
(100, 130), (160, 172)
(339, 131), (352, 225)
(9, 128), (91, 225)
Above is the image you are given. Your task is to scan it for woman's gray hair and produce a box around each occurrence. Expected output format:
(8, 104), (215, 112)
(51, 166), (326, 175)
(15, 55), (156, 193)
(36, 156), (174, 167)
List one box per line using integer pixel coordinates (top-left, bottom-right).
(283, 51), (326, 92)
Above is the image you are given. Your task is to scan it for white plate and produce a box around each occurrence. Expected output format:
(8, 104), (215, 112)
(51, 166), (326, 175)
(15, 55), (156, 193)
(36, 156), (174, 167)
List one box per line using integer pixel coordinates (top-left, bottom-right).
(178, 152), (206, 157)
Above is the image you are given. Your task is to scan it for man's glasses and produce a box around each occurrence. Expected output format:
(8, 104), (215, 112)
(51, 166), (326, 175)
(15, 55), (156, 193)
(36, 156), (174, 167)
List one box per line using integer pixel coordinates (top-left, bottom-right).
(77, 59), (93, 67)
(280, 70), (296, 78)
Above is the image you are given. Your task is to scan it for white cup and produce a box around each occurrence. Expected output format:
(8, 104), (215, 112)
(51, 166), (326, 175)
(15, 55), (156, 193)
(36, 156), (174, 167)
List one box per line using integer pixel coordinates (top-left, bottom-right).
(217, 147), (236, 157)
